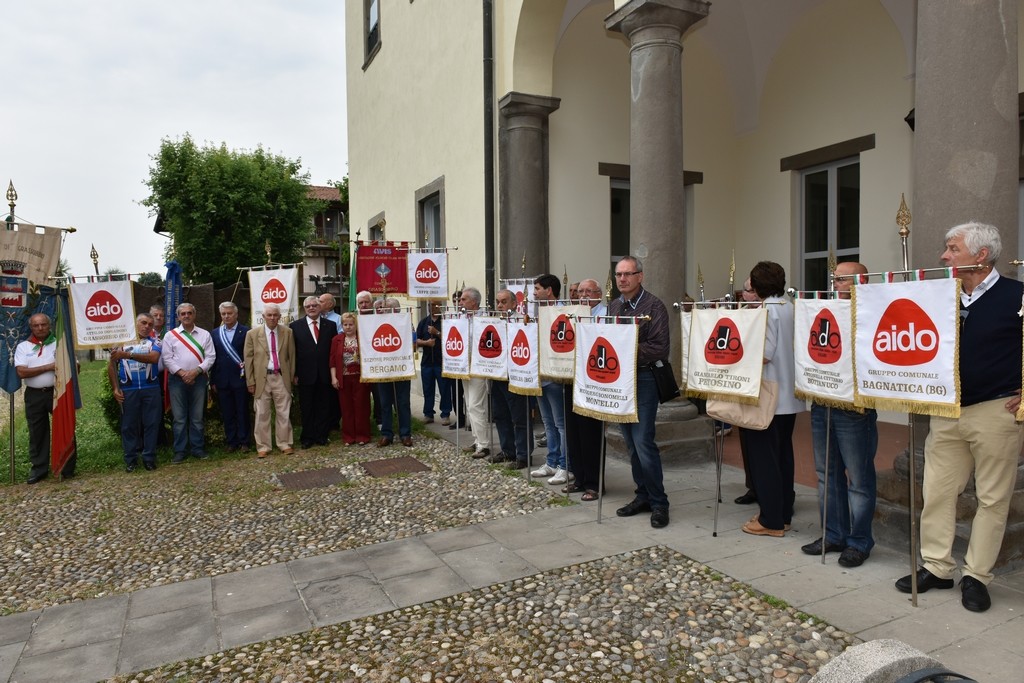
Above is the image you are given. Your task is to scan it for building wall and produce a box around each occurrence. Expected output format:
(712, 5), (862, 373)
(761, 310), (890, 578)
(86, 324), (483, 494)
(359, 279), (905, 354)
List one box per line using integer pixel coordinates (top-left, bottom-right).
(345, 0), (487, 290)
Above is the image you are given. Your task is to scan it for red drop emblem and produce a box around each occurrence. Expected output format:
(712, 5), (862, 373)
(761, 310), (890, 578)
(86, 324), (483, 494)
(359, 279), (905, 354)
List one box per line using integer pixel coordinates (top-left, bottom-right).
(586, 337), (620, 383)
(548, 314), (575, 354)
(371, 323), (402, 353)
(872, 299), (939, 366)
(445, 326), (465, 356)
(414, 259), (440, 283)
(478, 324), (502, 359)
(510, 329), (531, 366)
(704, 318), (744, 365)
(85, 290), (124, 322)
(261, 278), (288, 304)
(807, 309), (842, 364)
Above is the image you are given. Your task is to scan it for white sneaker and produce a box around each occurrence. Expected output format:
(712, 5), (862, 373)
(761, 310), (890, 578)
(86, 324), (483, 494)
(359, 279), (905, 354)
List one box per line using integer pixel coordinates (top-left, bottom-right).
(548, 468), (569, 485)
(531, 464), (557, 477)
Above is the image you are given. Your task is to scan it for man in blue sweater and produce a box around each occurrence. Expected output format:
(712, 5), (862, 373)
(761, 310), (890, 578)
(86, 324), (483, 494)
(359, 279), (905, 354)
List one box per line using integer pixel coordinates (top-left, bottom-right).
(895, 222), (1024, 612)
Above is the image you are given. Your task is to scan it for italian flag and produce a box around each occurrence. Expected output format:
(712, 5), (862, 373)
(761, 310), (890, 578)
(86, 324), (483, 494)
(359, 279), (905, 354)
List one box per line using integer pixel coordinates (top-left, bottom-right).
(51, 289), (80, 476)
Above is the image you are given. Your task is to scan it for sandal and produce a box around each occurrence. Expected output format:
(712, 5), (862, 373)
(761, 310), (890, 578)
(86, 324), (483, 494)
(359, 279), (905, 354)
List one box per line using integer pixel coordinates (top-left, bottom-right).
(562, 482), (585, 494)
(581, 489), (600, 501)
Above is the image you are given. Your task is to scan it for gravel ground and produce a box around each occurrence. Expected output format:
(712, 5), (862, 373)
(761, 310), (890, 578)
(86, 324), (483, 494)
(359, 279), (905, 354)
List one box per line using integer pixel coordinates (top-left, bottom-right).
(0, 436), (557, 615)
(110, 546), (856, 683)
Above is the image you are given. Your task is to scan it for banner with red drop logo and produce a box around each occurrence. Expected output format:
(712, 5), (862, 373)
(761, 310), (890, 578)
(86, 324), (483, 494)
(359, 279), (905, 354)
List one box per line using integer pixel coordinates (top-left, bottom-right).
(441, 315), (471, 379)
(684, 307), (767, 402)
(69, 280), (135, 348)
(794, 299), (856, 407)
(500, 279), (533, 317)
(853, 279), (959, 417)
(357, 311), (416, 382)
(537, 304), (589, 382)
(248, 268), (299, 325)
(406, 251), (449, 300)
(572, 322), (637, 423)
(507, 321), (541, 396)
(469, 316), (508, 380)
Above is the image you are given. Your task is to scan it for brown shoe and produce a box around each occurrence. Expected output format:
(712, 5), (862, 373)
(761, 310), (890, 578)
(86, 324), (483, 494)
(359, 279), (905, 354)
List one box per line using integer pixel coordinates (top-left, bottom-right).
(378, 437), (393, 447)
(742, 518), (784, 537)
(401, 437), (413, 447)
(281, 448), (294, 455)
(257, 451), (269, 459)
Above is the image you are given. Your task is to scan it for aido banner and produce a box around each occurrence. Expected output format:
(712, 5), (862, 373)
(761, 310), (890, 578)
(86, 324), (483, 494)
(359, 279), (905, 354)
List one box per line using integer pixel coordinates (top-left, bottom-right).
(406, 251), (448, 300)
(469, 316), (507, 380)
(537, 304), (589, 382)
(853, 278), (960, 417)
(248, 268), (299, 325)
(70, 280), (135, 348)
(685, 307), (767, 403)
(441, 315), (471, 379)
(794, 298), (856, 407)
(357, 311), (416, 382)
(506, 321), (541, 396)
(572, 322), (637, 423)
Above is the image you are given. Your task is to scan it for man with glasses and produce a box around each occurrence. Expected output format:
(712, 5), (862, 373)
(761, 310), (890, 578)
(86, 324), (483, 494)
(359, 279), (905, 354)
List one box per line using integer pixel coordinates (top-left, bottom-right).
(609, 256), (671, 528)
(565, 278), (606, 500)
(161, 303), (216, 463)
(290, 296), (337, 449)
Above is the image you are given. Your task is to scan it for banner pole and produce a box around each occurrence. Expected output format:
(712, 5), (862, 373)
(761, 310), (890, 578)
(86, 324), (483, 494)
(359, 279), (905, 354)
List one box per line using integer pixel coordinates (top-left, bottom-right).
(596, 423), (606, 524)
(8, 392), (14, 485)
(820, 407), (832, 563)
(712, 423), (722, 537)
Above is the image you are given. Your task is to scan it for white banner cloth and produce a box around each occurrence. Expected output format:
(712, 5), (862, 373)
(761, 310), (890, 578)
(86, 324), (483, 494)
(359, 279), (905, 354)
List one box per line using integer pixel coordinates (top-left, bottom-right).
(70, 280), (136, 348)
(357, 311), (416, 382)
(679, 310), (691, 388)
(537, 304), (589, 382)
(853, 279), (960, 417)
(507, 321), (541, 395)
(469, 316), (508, 380)
(248, 268), (299, 325)
(685, 307), (767, 402)
(406, 251), (449, 300)
(794, 298), (856, 407)
(441, 315), (471, 379)
(572, 322), (637, 423)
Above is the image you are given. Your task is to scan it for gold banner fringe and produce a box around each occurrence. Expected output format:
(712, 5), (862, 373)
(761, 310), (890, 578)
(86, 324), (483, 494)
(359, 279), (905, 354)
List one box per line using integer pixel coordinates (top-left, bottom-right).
(857, 395), (960, 419)
(362, 374), (417, 384)
(573, 403), (637, 423)
(509, 385), (543, 397)
(442, 372), (471, 381)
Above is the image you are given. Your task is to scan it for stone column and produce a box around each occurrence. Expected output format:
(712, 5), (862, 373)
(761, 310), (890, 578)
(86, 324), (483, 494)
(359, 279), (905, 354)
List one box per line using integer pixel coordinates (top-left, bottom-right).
(606, 0), (709, 374)
(498, 92), (560, 281)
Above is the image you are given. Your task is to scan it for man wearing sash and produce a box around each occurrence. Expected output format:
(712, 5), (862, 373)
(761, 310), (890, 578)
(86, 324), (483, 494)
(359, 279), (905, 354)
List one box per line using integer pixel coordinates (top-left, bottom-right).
(15, 314), (60, 484)
(609, 256), (671, 528)
(895, 222), (1024, 612)
(244, 303), (295, 457)
(210, 302), (250, 452)
(161, 302), (216, 463)
(487, 289), (531, 468)
(291, 295), (338, 448)
(109, 313), (162, 472)
(802, 262), (878, 567)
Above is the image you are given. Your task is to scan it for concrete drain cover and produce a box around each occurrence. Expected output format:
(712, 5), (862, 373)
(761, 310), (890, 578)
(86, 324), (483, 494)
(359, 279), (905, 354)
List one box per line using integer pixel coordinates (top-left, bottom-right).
(361, 456), (431, 478)
(277, 467), (347, 491)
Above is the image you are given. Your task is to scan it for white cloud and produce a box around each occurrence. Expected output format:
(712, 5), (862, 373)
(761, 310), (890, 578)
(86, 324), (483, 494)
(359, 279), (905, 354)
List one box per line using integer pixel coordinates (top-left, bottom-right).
(3, 0), (347, 279)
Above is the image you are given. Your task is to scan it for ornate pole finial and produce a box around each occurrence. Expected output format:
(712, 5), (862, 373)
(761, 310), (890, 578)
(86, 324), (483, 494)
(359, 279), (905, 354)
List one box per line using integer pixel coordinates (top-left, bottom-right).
(896, 193), (912, 271)
(697, 264), (706, 302)
(728, 250), (736, 295)
(5, 181), (16, 224)
(90, 244), (100, 277)
(265, 239), (272, 265)
(606, 268), (613, 300)
(828, 248), (837, 292)
(521, 251), (527, 279)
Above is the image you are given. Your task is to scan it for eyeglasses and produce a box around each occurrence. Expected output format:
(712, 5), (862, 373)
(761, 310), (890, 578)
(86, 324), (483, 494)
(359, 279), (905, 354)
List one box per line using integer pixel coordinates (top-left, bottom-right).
(178, 311), (194, 316)
(615, 271), (640, 278)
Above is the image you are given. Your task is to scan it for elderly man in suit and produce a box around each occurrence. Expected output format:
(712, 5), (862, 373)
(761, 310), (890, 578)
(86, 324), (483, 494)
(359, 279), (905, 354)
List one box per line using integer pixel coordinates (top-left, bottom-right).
(244, 303), (295, 457)
(290, 295), (338, 448)
(211, 301), (250, 452)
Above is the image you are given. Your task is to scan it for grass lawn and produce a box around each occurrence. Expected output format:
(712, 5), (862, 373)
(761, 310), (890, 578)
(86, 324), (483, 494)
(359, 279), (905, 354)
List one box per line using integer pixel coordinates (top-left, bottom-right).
(0, 361), (429, 485)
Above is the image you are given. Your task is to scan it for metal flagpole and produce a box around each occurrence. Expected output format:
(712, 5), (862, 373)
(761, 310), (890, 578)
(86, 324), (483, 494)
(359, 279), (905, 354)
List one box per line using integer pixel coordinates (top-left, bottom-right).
(712, 420), (724, 536)
(819, 256), (837, 564)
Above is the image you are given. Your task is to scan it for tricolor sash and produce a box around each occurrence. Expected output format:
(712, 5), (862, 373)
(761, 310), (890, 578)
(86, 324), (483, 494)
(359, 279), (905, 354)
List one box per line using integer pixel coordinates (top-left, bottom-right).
(171, 327), (205, 364)
(216, 326), (244, 377)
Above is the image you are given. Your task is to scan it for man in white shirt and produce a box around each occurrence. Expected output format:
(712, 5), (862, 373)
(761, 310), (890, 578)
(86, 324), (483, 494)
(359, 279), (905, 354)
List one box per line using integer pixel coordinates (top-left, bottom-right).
(15, 313), (59, 484)
(244, 303), (295, 457)
(161, 302), (216, 463)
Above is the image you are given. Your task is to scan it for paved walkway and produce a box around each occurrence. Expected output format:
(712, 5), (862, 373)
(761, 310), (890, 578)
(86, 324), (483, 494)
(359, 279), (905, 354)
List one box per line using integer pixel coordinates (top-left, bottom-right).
(2, 409), (1023, 682)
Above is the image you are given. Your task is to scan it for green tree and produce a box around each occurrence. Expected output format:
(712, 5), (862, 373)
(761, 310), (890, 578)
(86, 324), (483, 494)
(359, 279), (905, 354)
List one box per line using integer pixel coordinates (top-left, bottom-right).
(103, 266), (127, 282)
(142, 134), (319, 287)
(56, 258), (72, 278)
(136, 271), (163, 287)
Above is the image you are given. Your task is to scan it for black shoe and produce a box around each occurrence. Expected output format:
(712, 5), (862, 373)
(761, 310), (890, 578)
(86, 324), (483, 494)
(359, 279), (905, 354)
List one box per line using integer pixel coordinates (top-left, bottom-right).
(488, 451), (516, 464)
(172, 454), (186, 464)
(143, 462), (157, 472)
(895, 567), (954, 593)
(734, 491), (757, 505)
(195, 453), (209, 460)
(125, 462), (137, 473)
(26, 473), (47, 485)
(616, 499), (652, 517)
(838, 547), (869, 568)
(506, 460), (529, 470)
(650, 507), (669, 528)
(960, 576), (991, 612)
(800, 538), (845, 556)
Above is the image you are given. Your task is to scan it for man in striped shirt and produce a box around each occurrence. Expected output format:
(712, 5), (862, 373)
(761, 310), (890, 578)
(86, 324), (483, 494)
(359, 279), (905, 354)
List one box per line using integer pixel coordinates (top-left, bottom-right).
(109, 313), (163, 472)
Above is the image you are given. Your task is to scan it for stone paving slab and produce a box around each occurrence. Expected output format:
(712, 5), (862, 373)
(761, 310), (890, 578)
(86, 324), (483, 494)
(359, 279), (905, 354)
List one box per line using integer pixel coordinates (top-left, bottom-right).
(0, 643), (21, 683)
(213, 563), (299, 615)
(12, 638), (119, 683)
(21, 594), (128, 657)
(287, 548), (369, 584)
(380, 564), (471, 608)
(118, 603), (217, 674)
(299, 572), (393, 627)
(0, 612), (36, 648)
(357, 536), (445, 580)
(126, 577), (211, 619)
(436, 542), (539, 589)
(218, 599), (312, 649)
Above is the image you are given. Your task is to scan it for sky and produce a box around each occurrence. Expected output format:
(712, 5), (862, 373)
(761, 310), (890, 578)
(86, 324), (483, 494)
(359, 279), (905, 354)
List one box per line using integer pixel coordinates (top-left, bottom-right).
(4, 1), (348, 279)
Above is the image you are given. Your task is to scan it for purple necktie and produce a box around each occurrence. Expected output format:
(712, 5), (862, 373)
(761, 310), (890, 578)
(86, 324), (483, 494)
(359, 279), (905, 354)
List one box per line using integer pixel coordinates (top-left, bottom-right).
(270, 330), (280, 373)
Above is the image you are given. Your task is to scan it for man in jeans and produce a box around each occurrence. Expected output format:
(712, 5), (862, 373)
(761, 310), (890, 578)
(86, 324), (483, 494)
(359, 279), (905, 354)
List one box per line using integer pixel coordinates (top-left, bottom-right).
(530, 274), (570, 485)
(802, 261), (878, 568)
(609, 256), (671, 529)
(415, 299), (451, 425)
(161, 302), (216, 463)
(487, 289), (532, 469)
